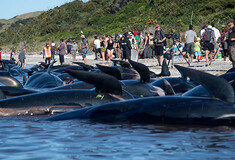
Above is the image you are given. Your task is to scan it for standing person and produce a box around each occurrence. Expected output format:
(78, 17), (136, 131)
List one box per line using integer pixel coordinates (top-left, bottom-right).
(134, 30), (139, 54)
(117, 36), (123, 60)
(58, 39), (66, 65)
(104, 35), (109, 61)
(121, 32), (132, 62)
(228, 19), (235, 67)
(71, 40), (78, 62)
(185, 25), (197, 65)
(221, 26), (229, 61)
(80, 35), (88, 64)
(149, 33), (154, 58)
(194, 37), (201, 62)
(154, 24), (166, 66)
(94, 36), (101, 60)
(18, 47), (26, 69)
(66, 38), (72, 58)
(10, 48), (16, 64)
(200, 25), (207, 37)
(143, 32), (150, 63)
(51, 41), (56, 60)
(100, 37), (106, 65)
(202, 25), (216, 66)
(106, 36), (115, 62)
(212, 24), (221, 61)
(43, 43), (52, 64)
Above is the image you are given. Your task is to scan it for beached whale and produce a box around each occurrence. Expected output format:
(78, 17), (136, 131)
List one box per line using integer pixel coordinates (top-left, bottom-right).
(41, 65), (235, 126)
(0, 69), (134, 116)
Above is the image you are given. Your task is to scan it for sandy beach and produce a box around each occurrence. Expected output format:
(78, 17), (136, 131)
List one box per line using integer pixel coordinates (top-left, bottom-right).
(2, 52), (232, 77)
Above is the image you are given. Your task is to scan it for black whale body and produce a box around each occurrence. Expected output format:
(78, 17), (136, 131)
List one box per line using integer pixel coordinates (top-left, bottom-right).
(42, 96), (235, 126)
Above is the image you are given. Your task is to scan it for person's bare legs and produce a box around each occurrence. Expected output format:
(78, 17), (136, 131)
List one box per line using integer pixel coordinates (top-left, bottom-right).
(157, 56), (160, 66)
(205, 50), (209, 64)
(110, 50), (114, 61)
(101, 52), (105, 65)
(187, 54), (191, 64)
(213, 49), (217, 61)
(209, 51), (213, 65)
(118, 49), (121, 60)
(159, 55), (163, 66)
(84, 57), (87, 64)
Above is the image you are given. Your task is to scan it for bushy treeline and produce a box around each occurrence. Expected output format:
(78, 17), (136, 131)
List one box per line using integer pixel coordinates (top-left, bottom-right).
(0, 0), (234, 46)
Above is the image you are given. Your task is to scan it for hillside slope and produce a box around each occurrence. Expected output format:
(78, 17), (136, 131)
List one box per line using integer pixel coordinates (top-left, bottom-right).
(0, 11), (43, 33)
(0, 0), (234, 46)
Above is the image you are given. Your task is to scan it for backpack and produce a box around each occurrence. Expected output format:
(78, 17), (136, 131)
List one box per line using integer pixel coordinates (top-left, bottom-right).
(160, 30), (167, 46)
(203, 29), (212, 42)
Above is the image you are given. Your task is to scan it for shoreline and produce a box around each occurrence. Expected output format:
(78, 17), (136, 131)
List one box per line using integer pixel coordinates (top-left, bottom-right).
(1, 53), (232, 77)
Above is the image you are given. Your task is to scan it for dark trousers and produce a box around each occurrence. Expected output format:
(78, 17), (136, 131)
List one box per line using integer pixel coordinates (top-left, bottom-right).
(45, 58), (51, 64)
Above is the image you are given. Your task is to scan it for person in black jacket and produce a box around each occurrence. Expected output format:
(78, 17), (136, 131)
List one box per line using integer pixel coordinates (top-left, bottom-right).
(121, 32), (132, 61)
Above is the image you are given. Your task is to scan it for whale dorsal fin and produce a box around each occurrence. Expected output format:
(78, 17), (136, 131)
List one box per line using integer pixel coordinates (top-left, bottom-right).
(163, 79), (175, 95)
(65, 69), (122, 95)
(73, 62), (94, 71)
(47, 60), (57, 73)
(157, 59), (171, 77)
(129, 59), (150, 83)
(96, 64), (122, 80)
(174, 65), (235, 104)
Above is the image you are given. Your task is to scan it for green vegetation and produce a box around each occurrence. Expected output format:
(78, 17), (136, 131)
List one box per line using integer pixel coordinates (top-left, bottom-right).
(0, 0), (234, 51)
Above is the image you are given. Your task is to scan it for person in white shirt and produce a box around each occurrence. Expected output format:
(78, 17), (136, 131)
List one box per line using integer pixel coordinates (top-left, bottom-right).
(212, 24), (221, 61)
(94, 36), (101, 60)
(200, 25), (207, 37)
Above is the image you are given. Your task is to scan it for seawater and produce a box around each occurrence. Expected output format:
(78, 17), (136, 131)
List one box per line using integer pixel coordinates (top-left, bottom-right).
(0, 116), (234, 160)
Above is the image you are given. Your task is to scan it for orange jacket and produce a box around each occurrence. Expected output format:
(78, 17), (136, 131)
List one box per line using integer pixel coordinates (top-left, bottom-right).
(43, 47), (51, 59)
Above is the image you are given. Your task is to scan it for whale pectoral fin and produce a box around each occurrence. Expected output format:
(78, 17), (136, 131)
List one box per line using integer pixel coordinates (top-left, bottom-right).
(108, 93), (126, 101)
(174, 65), (235, 104)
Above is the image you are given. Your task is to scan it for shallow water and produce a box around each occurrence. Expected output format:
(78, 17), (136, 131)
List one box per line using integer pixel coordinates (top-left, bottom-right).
(0, 116), (234, 160)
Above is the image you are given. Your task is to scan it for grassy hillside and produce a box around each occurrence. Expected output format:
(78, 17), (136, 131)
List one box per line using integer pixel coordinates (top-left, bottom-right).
(0, 11), (43, 33)
(0, 0), (234, 50)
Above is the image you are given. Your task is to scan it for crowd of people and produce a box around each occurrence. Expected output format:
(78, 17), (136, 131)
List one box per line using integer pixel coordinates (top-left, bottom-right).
(91, 18), (234, 67)
(0, 18), (234, 68)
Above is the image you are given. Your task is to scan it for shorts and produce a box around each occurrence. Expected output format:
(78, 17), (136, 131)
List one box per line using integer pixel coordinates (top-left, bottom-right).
(101, 47), (105, 53)
(186, 42), (194, 56)
(229, 45), (235, 61)
(59, 54), (64, 63)
(81, 48), (87, 58)
(96, 48), (101, 54)
(107, 48), (114, 52)
(195, 51), (201, 56)
(123, 50), (130, 60)
(72, 50), (76, 58)
(203, 42), (214, 53)
(155, 45), (163, 56)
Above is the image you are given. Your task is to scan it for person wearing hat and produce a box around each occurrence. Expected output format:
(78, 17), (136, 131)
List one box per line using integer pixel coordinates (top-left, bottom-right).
(194, 37), (201, 62)
(153, 24), (166, 66)
(134, 30), (139, 53)
(228, 19), (235, 67)
(80, 35), (88, 64)
(202, 25), (216, 66)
